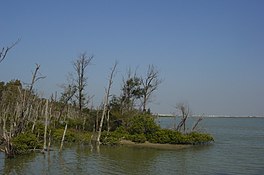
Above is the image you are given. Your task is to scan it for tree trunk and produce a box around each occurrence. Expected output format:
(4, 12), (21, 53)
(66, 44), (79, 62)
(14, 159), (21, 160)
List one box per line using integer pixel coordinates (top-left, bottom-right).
(97, 62), (117, 143)
(60, 123), (68, 152)
(192, 117), (203, 131)
(107, 109), (111, 134)
(43, 99), (49, 151)
(97, 95), (107, 143)
(48, 129), (51, 152)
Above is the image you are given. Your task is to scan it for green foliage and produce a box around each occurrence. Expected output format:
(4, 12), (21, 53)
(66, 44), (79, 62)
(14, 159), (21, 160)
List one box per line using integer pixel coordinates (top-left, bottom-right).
(148, 129), (214, 145)
(126, 134), (147, 143)
(100, 131), (121, 146)
(12, 133), (41, 154)
(31, 122), (45, 136)
(102, 114), (214, 146)
(147, 129), (173, 144)
(185, 132), (214, 144)
(52, 128), (92, 144)
(75, 132), (92, 144)
(127, 114), (160, 135)
(53, 128), (76, 142)
(67, 118), (84, 130)
(0, 80), (22, 106)
(100, 127), (129, 145)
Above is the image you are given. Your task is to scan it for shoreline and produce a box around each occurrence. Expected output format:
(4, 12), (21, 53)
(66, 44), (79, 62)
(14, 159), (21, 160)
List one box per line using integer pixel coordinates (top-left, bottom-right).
(119, 140), (192, 150)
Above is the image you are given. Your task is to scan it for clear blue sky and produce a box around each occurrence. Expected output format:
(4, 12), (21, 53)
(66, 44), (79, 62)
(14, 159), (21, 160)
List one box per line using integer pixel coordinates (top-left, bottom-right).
(1, 0), (264, 116)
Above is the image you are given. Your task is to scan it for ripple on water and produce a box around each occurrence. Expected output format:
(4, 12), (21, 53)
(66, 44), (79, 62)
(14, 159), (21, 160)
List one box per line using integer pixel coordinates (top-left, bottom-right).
(0, 118), (263, 175)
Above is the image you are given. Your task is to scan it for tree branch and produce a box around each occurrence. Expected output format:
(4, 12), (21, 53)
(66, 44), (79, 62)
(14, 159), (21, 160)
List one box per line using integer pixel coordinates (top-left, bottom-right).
(0, 38), (20, 64)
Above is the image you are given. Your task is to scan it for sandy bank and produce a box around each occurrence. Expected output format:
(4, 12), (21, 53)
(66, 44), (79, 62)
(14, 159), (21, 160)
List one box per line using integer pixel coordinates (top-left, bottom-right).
(119, 140), (192, 150)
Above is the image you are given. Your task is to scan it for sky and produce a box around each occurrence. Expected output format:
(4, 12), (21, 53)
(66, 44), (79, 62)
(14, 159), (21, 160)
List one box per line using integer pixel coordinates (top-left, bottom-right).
(1, 0), (264, 116)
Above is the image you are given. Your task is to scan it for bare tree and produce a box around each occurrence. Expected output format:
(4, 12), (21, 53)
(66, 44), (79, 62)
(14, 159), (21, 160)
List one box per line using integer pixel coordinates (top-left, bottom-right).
(0, 64), (45, 157)
(140, 65), (162, 112)
(176, 103), (190, 133)
(97, 62), (118, 143)
(15, 64), (46, 135)
(0, 39), (20, 64)
(192, 116), (203, 131)
(73, 53), (93, 116)
(29, 64), (46, 92)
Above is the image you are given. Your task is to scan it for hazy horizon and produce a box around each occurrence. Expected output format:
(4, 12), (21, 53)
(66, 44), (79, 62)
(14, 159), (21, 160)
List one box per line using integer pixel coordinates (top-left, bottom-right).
(1, 0), (264, 116)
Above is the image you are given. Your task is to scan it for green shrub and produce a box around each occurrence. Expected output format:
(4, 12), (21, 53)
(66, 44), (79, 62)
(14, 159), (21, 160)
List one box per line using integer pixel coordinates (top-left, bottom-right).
(13, 133), (41, 154)
(100, 113), (214, 146)
(127, 114), (160, 135)
(127, 134), (147, 143)
(31, 122), (45, 138)
(53, 127), (92, 144)
(67, 118), (84, 130)
(100, 131), (121, 145)
(100, 126), (130, 145)
(185, 132), (214, 144)
(75, 132), (92, 144)
(53, 128), (76, 142)
(147, 129), (214, 145)
(147, 129), (170, 144)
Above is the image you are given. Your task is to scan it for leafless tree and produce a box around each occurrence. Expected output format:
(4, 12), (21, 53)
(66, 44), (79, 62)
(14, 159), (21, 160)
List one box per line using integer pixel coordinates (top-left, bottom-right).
(29, 64), (46, 92)
(97, 62), (118, 143)
(192, 116), (203, 131)
(15, 64), (46, 135)
(73, 53), (93, 116)
(0, 39), (20, 64)
(1, 64), (45, 157)
(140, 65), (162, 112)
(176, 103), (190, 133)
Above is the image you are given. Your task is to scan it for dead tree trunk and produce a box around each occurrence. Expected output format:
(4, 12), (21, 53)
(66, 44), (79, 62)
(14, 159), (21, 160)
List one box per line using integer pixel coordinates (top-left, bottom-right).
(43, 99), (49, 151)
(60, 123), (68, 152)
(192, 117), (203, 131)
(97, 62), (117, 143)
(73, 53), (93, 117)
(106, 108), (111, 135)
(176, 103), (190, 133)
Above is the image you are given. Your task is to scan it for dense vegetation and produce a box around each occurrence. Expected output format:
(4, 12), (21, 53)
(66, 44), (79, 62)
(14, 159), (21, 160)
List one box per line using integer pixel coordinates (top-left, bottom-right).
(0, 50), (213, 158)
(100, 114), (214, 145)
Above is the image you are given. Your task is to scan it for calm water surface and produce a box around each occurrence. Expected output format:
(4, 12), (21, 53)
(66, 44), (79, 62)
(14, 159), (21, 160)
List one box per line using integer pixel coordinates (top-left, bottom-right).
(0, 117), (263, 175)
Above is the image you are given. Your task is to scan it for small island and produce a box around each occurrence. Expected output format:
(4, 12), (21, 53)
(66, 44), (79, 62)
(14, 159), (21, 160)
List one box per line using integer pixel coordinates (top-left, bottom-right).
(0, 53), (213, 158)
(99, 114), (214, 148)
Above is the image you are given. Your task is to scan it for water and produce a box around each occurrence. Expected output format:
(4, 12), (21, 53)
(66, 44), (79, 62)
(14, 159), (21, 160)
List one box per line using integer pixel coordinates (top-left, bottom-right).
(0, 117), (263, 175)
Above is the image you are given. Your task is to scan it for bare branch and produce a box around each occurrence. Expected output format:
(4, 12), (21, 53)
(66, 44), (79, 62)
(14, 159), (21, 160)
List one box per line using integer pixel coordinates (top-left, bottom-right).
(73, 52), (93, 115)
(0, 38), (20, 64)
(141, 65), (162, 112)
(176, 103), (190, 132)
(29, 64), (46, 92)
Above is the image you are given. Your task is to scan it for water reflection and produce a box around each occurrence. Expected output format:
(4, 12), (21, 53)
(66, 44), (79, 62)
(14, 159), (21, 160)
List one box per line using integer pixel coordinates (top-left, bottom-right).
(99, 146), (160, 174)
(0, 118), (263, 175)
(1, 152), (37, 175)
